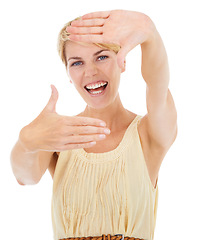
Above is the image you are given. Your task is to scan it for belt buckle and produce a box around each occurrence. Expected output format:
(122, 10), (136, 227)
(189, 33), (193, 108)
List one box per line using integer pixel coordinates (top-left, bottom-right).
(115, 234), (124, 240)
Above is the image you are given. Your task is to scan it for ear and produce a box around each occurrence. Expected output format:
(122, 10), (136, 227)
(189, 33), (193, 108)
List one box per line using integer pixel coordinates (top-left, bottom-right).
(65, 66), (73, 84)
(121, 60), (126, 73)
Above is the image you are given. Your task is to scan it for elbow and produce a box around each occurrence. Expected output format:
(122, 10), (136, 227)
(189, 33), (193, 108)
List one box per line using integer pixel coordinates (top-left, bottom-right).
(12, 166), (42, 186)
(16, 176), (41, 186)
(173, 122), (178, 143)
(10, 151), (42, 186)
(16, 174), (42, 186)
(16, 179), (26, 186)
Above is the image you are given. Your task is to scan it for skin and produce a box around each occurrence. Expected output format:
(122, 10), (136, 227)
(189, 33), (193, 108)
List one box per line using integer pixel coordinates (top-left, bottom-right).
(10, 85), (111, 185)
(66, 40), (137, 155)
(66, 41), (124, 111)
(10, 10), (177, 188)
(66, 10), (178, 187)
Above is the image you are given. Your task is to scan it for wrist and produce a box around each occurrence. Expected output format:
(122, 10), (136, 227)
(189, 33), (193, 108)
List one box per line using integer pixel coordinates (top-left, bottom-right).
(139, 14), (158, 45)
(19, 125), (39, 153)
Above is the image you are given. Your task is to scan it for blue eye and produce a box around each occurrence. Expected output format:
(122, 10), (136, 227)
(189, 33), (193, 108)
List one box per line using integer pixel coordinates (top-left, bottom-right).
(98, 55), (108, 61)
(71, 61), (83, 67)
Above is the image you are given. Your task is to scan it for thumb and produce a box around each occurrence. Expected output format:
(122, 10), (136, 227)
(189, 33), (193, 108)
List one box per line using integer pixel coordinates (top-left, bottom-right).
(44, 85), (59, 112)
(117, 45), (131, 70)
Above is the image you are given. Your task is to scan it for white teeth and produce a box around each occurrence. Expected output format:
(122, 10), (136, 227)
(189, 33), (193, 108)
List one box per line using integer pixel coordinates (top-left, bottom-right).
(86, 82), (107, 90)
(90, 90), (103, 94)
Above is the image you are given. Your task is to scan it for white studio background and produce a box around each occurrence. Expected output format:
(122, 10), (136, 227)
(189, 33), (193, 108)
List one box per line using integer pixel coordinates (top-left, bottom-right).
(0, 0), (197, 239)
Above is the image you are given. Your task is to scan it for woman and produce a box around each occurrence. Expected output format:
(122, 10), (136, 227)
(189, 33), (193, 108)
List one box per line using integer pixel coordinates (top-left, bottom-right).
(10, 10), (177, 240)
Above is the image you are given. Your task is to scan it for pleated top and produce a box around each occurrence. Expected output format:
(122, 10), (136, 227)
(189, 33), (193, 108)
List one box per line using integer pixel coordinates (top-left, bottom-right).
(51, 115), (158, 240)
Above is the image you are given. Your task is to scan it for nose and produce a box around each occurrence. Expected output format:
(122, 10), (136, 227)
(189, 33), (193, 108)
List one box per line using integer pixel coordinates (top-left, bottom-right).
(84, 62), (98, 78)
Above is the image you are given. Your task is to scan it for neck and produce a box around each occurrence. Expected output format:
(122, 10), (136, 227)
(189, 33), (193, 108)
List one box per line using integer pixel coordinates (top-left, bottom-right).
(82, 94), (130, 131)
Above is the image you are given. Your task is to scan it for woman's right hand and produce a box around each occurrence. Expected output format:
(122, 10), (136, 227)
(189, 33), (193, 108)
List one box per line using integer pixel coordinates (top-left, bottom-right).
(19, 85), (110, 153)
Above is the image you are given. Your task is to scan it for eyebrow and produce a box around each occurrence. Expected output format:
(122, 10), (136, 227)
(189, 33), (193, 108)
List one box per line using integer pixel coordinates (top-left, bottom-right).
(68, 49), (110, 62)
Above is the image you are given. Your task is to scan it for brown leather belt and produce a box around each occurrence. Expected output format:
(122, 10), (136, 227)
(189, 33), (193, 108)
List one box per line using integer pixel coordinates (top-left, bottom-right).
(60, 234), (144, 240)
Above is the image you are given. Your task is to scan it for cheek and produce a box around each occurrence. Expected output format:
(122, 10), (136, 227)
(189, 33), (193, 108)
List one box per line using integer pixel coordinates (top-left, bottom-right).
(109, 63), (122, 81)
(101, 60), (120, 76)
(111, 67), (121, 89)
(68, 68), (81, 84)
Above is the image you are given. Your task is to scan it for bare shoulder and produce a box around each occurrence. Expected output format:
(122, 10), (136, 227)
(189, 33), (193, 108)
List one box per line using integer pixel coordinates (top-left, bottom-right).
(137, 115), (168, 188)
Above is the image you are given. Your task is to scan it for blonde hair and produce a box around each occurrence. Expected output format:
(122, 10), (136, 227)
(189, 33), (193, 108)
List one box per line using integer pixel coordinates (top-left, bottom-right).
(57, 17), (121, 66)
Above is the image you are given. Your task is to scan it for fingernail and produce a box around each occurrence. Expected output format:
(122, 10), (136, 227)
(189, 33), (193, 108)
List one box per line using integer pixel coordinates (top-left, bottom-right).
(104, 128), (111, 134)
(99, 134), (106, 139)
(100, 122), (106, 127)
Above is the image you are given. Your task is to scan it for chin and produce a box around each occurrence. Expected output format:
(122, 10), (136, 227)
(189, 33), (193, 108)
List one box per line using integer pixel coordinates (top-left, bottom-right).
(85, 96), (117, 111)
(77, 80), (119, 110)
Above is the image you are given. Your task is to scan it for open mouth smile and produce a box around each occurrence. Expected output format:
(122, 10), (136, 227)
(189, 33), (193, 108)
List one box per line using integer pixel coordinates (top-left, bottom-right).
(84, 81), (108, 96)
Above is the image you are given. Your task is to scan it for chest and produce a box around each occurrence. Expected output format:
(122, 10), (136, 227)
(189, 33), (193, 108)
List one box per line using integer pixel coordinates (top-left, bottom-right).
(84, 130), (125, 153)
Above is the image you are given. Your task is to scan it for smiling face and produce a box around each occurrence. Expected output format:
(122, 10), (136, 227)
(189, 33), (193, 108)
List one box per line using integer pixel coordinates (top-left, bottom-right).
(65, 41), (125, 109)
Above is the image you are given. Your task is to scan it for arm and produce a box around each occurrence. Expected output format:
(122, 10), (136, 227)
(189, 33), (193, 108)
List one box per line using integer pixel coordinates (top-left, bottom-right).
(67, 10), (178, 146)
(66, 10), (178, 182)
(137, 24), (177, 185)
(140, 28), (177, 150)
(10, 85), (110, 185)
(10, 140), (55, 185)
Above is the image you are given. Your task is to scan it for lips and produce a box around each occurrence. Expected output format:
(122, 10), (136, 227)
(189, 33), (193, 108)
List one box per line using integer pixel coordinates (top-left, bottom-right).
(84, 81), (108, 95)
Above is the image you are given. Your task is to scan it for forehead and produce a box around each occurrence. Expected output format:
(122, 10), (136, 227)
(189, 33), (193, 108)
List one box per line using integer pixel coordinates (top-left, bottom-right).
(65, 41), (108, 59)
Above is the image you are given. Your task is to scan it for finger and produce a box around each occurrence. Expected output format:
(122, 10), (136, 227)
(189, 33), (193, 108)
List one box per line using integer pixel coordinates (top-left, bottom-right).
(66, 125), (111, 135)
(60, 141), (97, 151)
(67, 26), (103, 35)
(65, 133), (107, 144)
(71, 18), (105, 27)
(44, 85), (59, 112)
(67, 116), (107, 127)
(68, 34), (104, 43)
(82, 11), (110, 20)
(117, 45), (134, 69)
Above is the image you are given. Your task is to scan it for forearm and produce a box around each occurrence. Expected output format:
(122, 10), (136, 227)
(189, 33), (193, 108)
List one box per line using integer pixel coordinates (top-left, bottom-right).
(141, 29), (170, 102)
(10, 136), (41, 185)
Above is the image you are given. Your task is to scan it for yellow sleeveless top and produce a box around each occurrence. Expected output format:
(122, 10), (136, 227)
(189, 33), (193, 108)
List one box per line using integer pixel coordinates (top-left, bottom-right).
(51, 115), (158, 240)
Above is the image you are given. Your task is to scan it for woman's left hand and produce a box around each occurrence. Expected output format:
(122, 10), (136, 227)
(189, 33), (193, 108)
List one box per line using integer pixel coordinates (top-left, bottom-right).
(66, 10), (157, 68)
